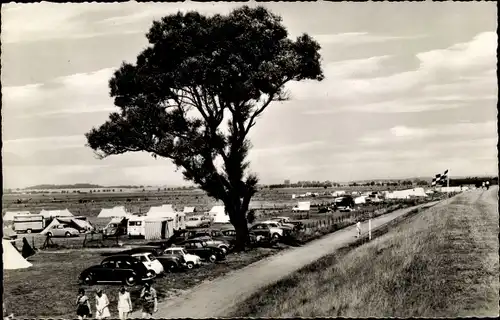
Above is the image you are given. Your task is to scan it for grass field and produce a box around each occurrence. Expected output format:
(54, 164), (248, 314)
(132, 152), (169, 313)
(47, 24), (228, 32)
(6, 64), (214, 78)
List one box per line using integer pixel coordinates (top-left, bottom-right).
(2, 245), (285, 318)
(231, 188), (499, 318)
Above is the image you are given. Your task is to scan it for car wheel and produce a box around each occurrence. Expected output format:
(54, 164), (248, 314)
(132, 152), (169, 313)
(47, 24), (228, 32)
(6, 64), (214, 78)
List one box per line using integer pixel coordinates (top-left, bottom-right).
(83, 273), (94, 285)
(208, 254), (217, 263)
(220, 246), (228, 254)
(47, 232), (53, 237)
(272, 233), (280, 239)
(65, 232), (71, 237)
(164, 262), (176, 273)
(148, 270), (157, 277)
(186, 262), (195, 270)
(26, 229), (32, 234)
(125, 276), (136, 287)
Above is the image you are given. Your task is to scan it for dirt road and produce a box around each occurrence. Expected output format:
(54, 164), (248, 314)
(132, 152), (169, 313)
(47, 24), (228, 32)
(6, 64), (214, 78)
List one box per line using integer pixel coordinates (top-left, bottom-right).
(131, 201), (440, 318)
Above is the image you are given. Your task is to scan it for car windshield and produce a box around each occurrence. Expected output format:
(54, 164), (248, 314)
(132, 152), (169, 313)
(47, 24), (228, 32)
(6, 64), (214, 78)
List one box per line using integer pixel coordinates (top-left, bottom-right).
(188, 217), (199, 221)
(108, 223), (117, 228)
(181, 249), (188, 255)
(147, 254), (156, 261)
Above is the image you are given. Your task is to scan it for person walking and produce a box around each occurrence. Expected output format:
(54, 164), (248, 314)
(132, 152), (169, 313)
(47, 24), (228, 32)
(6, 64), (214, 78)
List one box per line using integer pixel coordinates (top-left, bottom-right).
(95, 288), (111, 319)
(486, 181), (490, 190)
(356, 221), (361, 238)
(76, 288), (92, 319)
(117, 287), (133, 320)
(140, 282), (158, 319)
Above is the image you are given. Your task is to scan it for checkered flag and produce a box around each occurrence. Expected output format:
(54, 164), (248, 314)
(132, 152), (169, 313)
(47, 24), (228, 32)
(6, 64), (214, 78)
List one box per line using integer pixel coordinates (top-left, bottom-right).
(431, 169), (449, 186)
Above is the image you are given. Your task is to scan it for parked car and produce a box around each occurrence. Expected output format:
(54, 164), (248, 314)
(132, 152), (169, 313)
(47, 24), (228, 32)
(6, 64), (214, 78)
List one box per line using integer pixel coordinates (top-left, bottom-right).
(125, 247), (184, 272)
(46, 225), (80, 238)
(79, 255), (155, 286)
(269, 217), (296, 229)
(189, 235), (231, 254)
(163, 247), (202, 270)
(103, 218), (128, 238)
(131, 252), (164, 276)
(185, 215), (212, 228)
(260, 220), (294, 236)
(119, 246), (164, 257)
(249, 222), (283, 240)
(179, 239), (226, 262)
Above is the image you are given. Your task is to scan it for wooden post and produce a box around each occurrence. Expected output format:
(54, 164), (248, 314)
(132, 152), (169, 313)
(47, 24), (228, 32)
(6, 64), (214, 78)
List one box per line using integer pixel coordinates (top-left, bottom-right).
(369, 219), (372, 240)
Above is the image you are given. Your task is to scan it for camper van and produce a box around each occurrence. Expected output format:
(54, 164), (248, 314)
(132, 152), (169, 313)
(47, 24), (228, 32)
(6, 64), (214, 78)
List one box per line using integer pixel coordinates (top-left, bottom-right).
(13, 214), (45, 233)
(128, 216), (146, 238)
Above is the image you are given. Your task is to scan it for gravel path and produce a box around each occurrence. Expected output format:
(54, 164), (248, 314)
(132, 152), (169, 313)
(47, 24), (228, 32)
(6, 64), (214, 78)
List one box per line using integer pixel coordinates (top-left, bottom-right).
(131, 201), (440, 318)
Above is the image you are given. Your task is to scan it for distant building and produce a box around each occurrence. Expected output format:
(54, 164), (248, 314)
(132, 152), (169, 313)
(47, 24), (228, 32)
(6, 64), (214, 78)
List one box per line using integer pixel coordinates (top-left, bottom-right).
(284, 180), (291, 185)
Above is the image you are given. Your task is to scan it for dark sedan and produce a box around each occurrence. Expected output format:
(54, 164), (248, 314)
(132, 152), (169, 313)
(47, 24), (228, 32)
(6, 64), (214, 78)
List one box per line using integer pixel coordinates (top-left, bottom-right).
(79, 255), (155, 286)
(179, 239), (226, 262)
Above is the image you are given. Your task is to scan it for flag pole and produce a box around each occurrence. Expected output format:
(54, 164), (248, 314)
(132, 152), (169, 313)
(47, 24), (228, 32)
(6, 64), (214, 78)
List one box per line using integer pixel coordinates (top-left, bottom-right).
(446, 169), (450, 202)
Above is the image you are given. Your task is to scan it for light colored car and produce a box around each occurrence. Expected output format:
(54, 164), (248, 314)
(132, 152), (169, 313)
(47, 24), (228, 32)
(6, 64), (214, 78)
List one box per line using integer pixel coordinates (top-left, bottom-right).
(270, 217), (295, 229)
(131, 252), (164, 277)
(185, 215), (212, 228)
(46, 225), (80, 237)
(164, 247), (202, 270)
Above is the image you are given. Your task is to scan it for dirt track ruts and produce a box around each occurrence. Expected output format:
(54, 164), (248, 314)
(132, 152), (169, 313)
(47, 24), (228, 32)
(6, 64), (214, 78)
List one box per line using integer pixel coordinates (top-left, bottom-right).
(130, 200), (441, 318)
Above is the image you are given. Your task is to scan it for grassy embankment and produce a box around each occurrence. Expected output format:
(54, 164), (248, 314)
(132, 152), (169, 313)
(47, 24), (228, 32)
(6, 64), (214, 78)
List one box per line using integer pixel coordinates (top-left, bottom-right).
(231, 188), (499, 318)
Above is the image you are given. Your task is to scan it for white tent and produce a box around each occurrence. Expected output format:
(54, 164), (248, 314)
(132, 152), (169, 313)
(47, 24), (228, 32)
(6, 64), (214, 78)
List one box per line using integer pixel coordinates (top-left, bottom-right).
(292, 201), (311, 212)
(386, 188), (427, 199)
(98, 206), (129, 218)
(354, 196), (366, 204)
(183, 207), (195, 214)
(3, 211), (31, 221)
(147, 204), (175, 218)
(210, 206), (230, 223)
(439, 186), (466, 193)
(40, 209), (73, 219)
(3, 239), (32, 270)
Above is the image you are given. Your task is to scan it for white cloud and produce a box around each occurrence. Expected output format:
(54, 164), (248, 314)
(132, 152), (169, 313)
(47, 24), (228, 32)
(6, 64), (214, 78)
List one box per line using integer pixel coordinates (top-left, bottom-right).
(358, 121), (497, 146)
(2, 68), (116, 119)
(417, 32), (497, 73)
(313, 32), (424, 45)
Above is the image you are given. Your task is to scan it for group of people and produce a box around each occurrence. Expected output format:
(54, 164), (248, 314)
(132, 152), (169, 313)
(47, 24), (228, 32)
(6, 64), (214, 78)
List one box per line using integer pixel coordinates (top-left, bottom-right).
(76, 282), (158, 319)
(481, 181), (490, 190)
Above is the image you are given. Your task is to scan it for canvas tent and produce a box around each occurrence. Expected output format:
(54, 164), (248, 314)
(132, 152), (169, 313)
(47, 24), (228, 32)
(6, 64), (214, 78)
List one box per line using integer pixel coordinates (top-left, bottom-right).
(39, 209), (73, 219)
(292, 201), (311, 212)
(3, 239), (32, 270)
(97, 206), (130, 218)
(3, 211), (31, 221)
(354, 196), (366, 204)
(386, 188), (427, 199)
(183, 207), (195, 214)
(209, 206), (230, 223)
(144, 218), (175, 240)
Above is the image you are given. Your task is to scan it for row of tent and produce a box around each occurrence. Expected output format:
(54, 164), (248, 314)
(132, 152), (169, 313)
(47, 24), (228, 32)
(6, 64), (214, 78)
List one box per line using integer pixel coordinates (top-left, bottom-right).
(96, 205), (230, 223)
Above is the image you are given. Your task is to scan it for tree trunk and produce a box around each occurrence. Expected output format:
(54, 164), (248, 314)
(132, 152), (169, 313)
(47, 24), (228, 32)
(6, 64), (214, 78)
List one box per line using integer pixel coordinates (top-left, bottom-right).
(227, 206), (249, 252)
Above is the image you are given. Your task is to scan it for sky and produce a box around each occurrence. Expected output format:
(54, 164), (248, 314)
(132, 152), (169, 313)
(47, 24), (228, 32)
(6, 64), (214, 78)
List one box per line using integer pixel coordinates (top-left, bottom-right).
(1, 1), (498, 188)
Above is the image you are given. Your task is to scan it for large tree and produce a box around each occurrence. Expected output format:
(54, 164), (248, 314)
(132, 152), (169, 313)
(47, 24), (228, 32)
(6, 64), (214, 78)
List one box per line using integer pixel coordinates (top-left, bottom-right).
(86, 6), (324, 250)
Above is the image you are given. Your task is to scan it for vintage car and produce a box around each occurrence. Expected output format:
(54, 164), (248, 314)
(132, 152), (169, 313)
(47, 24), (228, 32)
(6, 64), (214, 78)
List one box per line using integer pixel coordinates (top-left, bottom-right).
(163, 247), (202, 270)
(249, 222), (284, 240)
(178, 239), (226, 262)
(46, 225), (80, 238)
(188, 235), (231, 254)
(79, 255), (155, 286)
(185, 215), (212, 228)
(131, 252), (165, 277)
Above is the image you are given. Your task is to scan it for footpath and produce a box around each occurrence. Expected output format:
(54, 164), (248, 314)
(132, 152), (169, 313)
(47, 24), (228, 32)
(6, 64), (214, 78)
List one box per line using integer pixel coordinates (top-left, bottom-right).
(131, 200), (440, 318)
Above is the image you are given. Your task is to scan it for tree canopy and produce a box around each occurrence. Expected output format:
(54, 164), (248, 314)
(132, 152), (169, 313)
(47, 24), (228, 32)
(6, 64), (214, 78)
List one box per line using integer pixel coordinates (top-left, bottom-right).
(86, 6), (324, 249)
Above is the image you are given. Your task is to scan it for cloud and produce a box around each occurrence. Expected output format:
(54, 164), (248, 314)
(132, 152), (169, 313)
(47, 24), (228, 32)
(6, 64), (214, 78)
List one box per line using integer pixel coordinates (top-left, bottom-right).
(2, 68), (117, 121)
(417, 32), (497, 73)
(358, 121), (497, 146)
(312, 32), (424, 45)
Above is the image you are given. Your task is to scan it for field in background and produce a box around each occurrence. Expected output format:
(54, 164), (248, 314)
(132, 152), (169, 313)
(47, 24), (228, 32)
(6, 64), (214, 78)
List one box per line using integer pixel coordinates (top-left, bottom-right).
(231, 188), (499, 318)
(2, 185), (417, 218)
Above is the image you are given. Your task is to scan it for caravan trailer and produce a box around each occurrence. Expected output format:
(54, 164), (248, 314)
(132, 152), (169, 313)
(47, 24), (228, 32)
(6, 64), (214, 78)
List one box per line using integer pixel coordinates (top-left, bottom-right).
(128, 216), (146, 238)
(13, 214), (45, 233)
